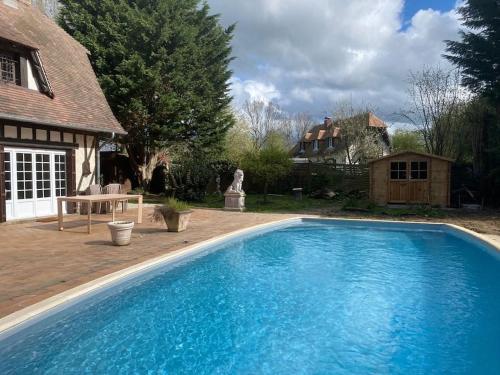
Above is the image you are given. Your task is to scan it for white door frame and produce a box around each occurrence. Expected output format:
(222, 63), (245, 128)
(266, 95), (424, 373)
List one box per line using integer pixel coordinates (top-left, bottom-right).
(4, 147), (67, 220)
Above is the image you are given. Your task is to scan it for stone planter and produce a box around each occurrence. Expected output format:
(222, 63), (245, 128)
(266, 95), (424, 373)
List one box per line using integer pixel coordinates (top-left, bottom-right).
(107, 221), (134, 246)
(162, 210), (192, 232)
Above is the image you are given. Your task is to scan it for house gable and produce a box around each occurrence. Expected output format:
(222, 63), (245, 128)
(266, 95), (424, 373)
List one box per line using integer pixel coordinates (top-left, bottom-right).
(0, 1), (125, 135)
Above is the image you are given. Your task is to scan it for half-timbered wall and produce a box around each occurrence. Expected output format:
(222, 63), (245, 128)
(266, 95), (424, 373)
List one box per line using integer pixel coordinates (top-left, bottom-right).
(0, 122), (98, 222)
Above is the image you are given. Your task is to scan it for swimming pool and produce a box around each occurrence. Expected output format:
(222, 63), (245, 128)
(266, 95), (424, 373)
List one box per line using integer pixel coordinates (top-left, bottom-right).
(1, 219), (499, 374)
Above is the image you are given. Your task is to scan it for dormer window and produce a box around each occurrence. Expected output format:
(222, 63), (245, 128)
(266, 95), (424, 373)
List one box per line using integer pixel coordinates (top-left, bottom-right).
(299, 142), (305, 153)
(312, 140), (319, 151)
(0, 38), (54, 97)
(0, 52), (19, 85)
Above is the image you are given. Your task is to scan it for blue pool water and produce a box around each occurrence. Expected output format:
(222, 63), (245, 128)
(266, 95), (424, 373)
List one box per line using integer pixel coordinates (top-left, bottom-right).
(1, 220), (500, 374)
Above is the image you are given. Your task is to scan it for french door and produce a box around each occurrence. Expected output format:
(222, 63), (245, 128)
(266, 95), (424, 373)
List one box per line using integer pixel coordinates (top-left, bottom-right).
(4, 148), (67, 220)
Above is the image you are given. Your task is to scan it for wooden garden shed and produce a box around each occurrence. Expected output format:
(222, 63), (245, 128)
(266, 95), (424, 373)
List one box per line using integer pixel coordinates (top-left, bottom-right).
(369, 151), (454, 207)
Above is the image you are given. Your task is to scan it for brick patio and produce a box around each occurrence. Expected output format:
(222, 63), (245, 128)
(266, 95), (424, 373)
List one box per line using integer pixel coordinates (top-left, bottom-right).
(0, 208), (298, 318)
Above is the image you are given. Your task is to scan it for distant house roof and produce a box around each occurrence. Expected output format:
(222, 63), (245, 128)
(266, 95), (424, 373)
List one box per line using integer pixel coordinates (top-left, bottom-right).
(368, 151), (455, 164)
(0, 1), (126, 135)
(301, 112), (387, 142)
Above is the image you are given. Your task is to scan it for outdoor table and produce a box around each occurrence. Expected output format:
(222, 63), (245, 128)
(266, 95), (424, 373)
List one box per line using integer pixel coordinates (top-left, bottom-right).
(57, 194), (143, 234)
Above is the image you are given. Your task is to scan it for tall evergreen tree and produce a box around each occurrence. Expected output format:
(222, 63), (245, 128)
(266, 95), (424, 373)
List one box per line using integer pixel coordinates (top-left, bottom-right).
(444, 0), (500, 117)
(58, 0), (235, 187)
(445, 1), (500, 206)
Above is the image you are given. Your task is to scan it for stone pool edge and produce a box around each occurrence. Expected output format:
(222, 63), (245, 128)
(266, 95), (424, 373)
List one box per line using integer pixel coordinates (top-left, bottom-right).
(0, 216), (498, 337)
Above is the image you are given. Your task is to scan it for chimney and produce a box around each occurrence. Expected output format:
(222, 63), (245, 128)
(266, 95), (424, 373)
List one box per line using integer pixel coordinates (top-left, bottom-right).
(324, 117), (333, 127)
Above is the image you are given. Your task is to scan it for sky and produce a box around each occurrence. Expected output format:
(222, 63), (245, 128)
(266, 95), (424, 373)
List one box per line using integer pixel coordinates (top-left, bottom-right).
(207, 0), (463, 127)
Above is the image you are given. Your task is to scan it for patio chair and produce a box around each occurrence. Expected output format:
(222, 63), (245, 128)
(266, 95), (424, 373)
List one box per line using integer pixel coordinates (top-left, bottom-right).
(103, 183), (128, 214)
(80, 184), (102, 214)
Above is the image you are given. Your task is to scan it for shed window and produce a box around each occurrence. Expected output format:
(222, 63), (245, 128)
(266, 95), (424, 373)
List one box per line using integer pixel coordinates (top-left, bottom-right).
(390, 161), (407, 180)
(410, 161), (428, 180)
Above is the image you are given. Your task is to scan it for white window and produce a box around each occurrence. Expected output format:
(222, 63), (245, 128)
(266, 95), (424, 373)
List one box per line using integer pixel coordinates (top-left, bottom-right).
(4, 152), (12, 201)
(313, 140), (319, 151)
(327, 137), (333, 148)
(54, 154), (67, 197)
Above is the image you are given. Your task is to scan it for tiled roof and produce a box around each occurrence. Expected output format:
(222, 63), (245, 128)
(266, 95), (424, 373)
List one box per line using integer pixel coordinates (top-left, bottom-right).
(0, 2), (125, 135)
(301, 112), (387, 142)
(367, 112), (387, 129)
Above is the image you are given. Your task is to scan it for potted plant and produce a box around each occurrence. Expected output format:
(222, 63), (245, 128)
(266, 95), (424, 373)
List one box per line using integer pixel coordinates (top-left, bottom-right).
(151, 198), (192, 232)
(107, 221), (135, 246)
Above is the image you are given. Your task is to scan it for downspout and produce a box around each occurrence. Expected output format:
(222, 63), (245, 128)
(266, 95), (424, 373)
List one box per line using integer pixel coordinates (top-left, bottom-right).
(96, 136), (101, 185)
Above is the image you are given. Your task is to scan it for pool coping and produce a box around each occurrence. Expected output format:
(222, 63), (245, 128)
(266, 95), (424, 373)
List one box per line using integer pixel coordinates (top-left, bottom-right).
(1, 216), (499, 337)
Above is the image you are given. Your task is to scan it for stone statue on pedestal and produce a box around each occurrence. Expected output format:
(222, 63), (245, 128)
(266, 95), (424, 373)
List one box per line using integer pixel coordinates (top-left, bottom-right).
(224, 169), (246, 211)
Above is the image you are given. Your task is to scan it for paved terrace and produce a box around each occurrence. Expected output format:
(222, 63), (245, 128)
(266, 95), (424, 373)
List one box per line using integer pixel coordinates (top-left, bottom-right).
(0, 208), (298, 318)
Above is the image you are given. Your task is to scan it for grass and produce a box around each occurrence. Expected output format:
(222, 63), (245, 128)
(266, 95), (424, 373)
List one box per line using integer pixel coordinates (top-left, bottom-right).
(136, 191), (446, 217)
(342, 198), (446, 218)
(189, 194), (339, 213)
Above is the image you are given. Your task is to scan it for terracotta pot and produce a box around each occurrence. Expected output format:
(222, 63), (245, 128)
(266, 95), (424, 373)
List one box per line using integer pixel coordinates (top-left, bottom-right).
(107, 221), (134, 246)
(163, 210), (192, 232)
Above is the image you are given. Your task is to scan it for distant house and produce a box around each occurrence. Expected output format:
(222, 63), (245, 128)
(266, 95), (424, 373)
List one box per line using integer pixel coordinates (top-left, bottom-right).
(0, 1), (126, 222)
(291, 112), (390, 163)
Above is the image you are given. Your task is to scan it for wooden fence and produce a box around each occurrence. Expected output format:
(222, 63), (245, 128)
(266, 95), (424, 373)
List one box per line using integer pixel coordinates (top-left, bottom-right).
(268, 162), (369, 195)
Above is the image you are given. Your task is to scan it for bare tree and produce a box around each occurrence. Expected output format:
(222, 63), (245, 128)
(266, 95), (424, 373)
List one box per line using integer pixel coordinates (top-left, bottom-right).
(403, 66), (468, 157)
(281, 112), (315, 147)
(333, 101), (384, 166)
(241, 100), (282, 150)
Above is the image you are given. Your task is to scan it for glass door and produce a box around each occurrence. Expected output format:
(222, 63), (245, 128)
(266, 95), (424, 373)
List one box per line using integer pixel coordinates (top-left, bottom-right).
(5, 148), (68, 220)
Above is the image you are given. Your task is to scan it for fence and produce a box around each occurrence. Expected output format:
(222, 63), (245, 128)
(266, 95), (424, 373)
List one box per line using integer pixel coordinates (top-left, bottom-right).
(260, 162), (369, 195)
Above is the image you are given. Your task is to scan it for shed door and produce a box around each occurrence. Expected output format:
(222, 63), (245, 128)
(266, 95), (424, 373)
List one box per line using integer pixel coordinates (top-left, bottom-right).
(388, 160), (429, 204)
(388, 161), (408, 203)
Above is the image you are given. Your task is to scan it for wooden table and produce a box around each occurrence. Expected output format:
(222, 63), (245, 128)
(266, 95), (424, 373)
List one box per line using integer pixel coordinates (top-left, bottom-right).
(57, 194), (143, 234)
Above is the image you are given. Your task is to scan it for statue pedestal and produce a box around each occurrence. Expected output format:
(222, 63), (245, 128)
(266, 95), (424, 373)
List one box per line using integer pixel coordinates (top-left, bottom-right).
(224, 191), (246, 211)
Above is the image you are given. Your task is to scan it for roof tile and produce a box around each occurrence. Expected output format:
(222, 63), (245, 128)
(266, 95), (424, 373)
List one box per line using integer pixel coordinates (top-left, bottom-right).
(0, 2), (125, 134)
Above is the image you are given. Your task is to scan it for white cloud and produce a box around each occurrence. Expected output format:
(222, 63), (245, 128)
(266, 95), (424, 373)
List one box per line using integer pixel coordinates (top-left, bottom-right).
(209, 0), (462, 121)
(230, 77), (281, 107)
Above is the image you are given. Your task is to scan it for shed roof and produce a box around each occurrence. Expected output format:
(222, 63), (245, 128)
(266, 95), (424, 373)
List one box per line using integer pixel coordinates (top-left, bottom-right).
(0, 1), (126, 135)
(368, 151), (455, 164)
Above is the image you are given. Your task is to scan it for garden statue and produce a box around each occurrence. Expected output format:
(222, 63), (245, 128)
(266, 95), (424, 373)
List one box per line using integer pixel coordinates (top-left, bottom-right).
(224, 169), (246, 211)
(226, 169), (245, 193)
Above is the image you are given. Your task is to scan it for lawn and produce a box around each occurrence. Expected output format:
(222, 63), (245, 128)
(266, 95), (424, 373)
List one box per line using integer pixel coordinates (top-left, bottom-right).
(139, 192), (340, 213)
(139, 192), (447, 216)
(190, 194), (340, 213)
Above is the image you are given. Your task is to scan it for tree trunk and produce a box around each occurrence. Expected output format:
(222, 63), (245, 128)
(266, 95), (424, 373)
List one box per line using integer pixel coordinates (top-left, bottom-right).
(126, 147), (168, 191)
